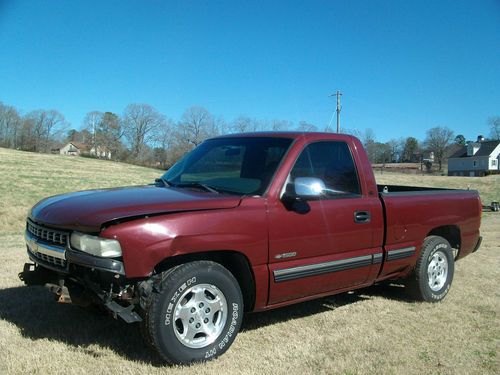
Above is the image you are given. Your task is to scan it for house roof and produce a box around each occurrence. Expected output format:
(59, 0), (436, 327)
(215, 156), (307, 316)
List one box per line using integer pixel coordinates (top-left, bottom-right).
(66, 142), (89, 151)
(446, 144), (466, 158)
(448, 140), (500, 159)
(474, 140), (500, 156)
(448, 146), (467, 158)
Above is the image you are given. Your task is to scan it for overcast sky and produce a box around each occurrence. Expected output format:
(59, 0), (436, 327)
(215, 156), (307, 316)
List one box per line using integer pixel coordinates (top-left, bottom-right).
(1, 0), (499, 142)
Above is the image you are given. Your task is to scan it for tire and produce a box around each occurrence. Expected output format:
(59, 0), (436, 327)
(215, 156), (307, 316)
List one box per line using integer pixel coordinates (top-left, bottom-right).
(406, 236), (455, 302)
(141, 261), (243, 365)
(139, 266), (181, 351)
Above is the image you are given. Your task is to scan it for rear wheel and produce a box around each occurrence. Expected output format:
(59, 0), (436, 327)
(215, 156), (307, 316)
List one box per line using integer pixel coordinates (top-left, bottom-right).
(141, 261), (243, 365)
(407, 236), (454, 302)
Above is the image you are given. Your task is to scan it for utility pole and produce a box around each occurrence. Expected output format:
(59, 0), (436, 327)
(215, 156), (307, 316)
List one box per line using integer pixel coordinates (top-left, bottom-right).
(329, 90), (342, 133)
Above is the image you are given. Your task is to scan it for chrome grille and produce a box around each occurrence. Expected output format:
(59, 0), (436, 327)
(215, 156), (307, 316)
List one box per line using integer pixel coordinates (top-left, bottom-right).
(27, 220), (68, 245)
(28, 248), (67, 268)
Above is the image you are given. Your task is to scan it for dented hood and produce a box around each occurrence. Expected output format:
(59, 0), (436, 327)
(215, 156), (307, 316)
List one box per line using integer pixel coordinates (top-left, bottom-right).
(29, 185), (242, 232)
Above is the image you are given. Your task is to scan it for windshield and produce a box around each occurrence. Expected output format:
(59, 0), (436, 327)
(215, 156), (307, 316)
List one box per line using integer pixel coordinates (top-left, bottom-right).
(162, 137), (293, 195)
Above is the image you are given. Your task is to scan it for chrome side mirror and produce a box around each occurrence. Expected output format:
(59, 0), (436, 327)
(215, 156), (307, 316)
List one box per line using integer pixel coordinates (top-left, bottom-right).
(294, 177), (326, 197)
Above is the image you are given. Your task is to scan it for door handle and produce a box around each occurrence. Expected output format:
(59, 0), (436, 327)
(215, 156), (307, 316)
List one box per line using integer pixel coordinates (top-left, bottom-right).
(354, 211), (371, 223)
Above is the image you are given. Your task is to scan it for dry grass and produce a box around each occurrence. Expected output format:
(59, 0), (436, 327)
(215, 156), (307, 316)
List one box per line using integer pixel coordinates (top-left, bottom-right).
(0, 148), (159, 233)
(375, 170), (500, 205)
(0, 147), (498, 374)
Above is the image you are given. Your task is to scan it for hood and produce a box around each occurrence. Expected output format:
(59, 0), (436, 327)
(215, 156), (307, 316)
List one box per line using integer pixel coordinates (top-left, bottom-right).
(29, 185), (242, 232)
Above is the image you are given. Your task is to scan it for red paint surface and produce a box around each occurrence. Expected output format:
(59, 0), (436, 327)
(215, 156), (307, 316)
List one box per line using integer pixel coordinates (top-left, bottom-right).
(29, 132), (482, 311)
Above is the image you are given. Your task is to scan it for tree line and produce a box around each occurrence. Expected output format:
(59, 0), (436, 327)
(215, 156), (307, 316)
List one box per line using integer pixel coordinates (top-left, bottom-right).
(0, 101), (309, 169)
(1, 100), (498, 171)
(361, 116), (499, 172)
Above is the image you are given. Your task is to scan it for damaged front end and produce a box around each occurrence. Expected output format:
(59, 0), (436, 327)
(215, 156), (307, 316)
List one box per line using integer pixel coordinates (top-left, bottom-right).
(19, 262), (143, 323)
(19, 219), (143, 323)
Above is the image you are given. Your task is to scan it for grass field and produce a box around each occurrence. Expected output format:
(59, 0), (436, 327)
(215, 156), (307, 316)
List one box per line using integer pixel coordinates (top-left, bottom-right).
(0, 147), (498, 374)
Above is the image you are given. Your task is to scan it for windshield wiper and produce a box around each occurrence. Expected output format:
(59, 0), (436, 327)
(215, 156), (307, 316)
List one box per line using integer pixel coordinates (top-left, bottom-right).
(155, 178), (173, 187)
(176, 182), (220, 194)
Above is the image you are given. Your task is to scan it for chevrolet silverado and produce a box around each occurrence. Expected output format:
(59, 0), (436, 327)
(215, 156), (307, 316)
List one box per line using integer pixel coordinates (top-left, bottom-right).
(19, 132), (482, 364)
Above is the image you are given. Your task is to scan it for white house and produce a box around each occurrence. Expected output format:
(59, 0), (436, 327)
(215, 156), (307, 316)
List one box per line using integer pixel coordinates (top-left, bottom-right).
(448, 139), (500, 177)
(59, 142), (88, 156)
(60, 142), (112, 159)
(90, 145), (112, 159)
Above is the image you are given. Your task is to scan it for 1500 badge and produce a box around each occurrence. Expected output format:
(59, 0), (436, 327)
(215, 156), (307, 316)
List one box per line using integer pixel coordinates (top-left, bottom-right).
(274, 251), (297, 259)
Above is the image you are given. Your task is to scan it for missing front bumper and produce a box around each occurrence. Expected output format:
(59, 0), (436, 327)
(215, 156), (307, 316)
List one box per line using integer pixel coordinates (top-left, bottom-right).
(19, 262), (142, 323)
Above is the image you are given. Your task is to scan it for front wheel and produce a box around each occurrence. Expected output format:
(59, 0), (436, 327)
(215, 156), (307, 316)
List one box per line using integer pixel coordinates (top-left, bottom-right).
(407, 236), (455, 302)
(141, 261), (243, 365)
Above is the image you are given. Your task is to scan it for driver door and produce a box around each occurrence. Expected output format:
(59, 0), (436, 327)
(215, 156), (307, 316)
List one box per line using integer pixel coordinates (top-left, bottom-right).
(267, 140), (383, 305)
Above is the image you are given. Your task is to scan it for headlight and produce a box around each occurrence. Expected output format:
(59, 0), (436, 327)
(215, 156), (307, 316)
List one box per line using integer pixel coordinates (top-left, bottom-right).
(70, 232), (122, 258)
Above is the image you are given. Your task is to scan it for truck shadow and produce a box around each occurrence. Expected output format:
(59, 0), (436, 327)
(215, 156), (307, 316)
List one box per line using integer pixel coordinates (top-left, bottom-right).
(242, 282), (411, 331)
(0, 286), (164, 365)
(242, 291), (367, 331)
(0, 282), (410, 365)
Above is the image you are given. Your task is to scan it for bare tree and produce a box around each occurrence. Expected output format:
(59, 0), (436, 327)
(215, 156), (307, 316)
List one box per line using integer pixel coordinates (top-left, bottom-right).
(340, 128), (363, 139)
(361, 129), (378, 163)
(24, 109), (66, 152)
(271, 119), (293, 131)
(358, 130), (392, 165)
(122, 104), (165, 158)
(489, 116), (500, 140)
(45, 110), (67, 148)
(18, 116), (36, 151)
(230, 116), (260, 133)
(66, 129), (92, 144)
(82, 111), (103, 151)
(153, 117), (175, 168)
(424, 126), (454, 171)
(179, 106), (214, 147)
(378, 142), (392, 165)
(212, 115), (227, 136)
(362, 128), (376, 144)
(0, 102), (21, 148)
(297, 121), (317, 132)
(98, 112), (123, 158)
(231, 116), (251, 133)
(81, 111), (124, 158)
(387, 139), (401, 162)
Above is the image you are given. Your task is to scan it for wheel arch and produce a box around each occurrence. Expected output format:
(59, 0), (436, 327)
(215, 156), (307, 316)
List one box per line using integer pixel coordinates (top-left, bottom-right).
(427, 225), (461, 258)
(153, 250), (256, 312)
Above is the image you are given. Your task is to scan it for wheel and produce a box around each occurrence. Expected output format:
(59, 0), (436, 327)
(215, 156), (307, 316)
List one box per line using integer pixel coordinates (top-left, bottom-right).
(406, 236), (455, 302)
(141, 261), (243, 365)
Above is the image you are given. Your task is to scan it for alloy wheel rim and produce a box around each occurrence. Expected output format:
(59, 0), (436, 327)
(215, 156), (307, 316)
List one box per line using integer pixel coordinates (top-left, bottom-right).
(427, 250), (448, 292)
(172, 283), (228, 349)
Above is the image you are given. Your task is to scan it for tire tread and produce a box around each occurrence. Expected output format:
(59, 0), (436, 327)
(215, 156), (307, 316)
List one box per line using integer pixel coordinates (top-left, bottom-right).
(407, 235), (454, 302)
(140, 261), (242, 364)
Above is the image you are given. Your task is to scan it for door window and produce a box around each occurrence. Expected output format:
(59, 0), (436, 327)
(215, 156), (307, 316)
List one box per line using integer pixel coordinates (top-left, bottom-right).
(289, 141), (361, 197)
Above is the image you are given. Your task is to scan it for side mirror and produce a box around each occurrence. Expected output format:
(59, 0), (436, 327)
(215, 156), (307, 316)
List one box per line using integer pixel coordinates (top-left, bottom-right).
(281, 177), (326, 214)
(294, 177), (326, 197)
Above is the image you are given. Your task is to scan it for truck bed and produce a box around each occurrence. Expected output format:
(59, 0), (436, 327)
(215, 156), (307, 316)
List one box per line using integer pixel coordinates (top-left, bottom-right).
(375, 184), (481, 280)
(377, 184), (466, 194)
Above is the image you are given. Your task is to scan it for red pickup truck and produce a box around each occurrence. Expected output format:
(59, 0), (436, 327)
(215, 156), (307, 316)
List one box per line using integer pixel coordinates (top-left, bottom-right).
(20, 132), (482, 364)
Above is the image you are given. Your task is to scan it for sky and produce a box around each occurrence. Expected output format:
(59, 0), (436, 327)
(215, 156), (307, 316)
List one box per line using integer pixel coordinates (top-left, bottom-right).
(0, 0), (499, 142)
